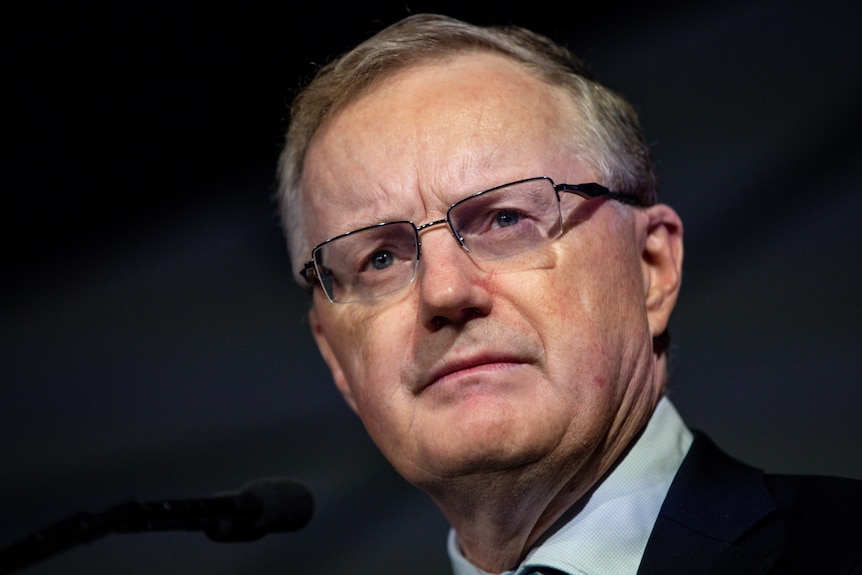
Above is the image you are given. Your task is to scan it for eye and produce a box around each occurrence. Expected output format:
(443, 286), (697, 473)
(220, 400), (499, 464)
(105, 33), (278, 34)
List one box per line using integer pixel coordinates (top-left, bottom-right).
(493, 209), (522, 228)
(369, 250), (395, 270)
(360, 242), (414, 273)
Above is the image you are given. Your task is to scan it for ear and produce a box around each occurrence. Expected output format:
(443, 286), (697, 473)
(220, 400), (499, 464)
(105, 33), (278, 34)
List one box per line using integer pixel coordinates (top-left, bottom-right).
(309, 306), (358, 413)
(640, 204), (684, 340)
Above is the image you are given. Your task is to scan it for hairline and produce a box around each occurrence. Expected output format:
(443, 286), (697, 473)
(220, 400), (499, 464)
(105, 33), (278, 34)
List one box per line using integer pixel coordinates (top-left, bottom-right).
(277, 17), (657, 286)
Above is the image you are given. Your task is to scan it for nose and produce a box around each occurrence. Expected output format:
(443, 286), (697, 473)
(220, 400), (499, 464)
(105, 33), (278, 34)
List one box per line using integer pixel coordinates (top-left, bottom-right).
(415, 223), (492, 330)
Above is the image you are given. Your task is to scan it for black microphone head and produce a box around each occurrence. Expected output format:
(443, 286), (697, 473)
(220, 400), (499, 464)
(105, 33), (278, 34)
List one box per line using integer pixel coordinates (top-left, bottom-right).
(206, 478), (313, 542)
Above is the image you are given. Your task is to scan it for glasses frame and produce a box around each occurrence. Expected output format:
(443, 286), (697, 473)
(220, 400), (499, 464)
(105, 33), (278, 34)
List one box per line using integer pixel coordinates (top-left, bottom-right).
(300, 177), (642, 302)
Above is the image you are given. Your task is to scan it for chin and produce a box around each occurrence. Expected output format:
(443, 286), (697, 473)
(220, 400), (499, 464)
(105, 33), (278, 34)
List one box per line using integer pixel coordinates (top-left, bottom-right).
(402, 431), (562, 488)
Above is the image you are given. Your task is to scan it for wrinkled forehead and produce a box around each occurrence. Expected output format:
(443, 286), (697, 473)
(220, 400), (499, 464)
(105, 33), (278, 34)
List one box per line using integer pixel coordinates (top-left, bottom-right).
(298, 53), (585, 245)
(301, 179), (404, 246)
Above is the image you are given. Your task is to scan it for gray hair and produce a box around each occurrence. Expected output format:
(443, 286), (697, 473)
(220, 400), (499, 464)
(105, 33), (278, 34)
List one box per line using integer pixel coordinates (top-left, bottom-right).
(276, 13), (657, 284)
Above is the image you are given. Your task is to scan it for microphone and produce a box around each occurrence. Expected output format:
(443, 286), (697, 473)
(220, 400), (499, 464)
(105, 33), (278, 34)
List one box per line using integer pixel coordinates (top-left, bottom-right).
(124, 477), (314, 541)
(0, 478), (313, 573)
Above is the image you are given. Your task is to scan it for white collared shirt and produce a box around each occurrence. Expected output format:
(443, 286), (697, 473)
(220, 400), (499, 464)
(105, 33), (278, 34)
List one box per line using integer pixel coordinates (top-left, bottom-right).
(448, 396), (693, 575)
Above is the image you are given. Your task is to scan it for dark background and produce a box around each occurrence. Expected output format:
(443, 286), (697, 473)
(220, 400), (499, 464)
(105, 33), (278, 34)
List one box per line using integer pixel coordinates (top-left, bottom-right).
(3, 1), (860, 573)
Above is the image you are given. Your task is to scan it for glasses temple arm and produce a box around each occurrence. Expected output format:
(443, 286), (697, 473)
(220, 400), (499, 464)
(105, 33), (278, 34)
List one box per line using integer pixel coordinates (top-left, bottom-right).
(556, 183), (644, 207)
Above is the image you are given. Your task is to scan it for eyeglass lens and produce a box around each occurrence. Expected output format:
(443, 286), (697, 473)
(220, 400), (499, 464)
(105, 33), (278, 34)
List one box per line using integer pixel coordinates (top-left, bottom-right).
(314, 178), (564, 303)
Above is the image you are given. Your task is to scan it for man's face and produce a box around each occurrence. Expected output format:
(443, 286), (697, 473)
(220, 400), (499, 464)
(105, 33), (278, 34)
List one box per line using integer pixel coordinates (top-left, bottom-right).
(299, 53), (680, 496)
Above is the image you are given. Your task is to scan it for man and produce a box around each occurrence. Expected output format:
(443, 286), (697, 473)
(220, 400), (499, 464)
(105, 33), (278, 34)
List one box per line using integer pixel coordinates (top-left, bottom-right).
(276, 13), (862, 574)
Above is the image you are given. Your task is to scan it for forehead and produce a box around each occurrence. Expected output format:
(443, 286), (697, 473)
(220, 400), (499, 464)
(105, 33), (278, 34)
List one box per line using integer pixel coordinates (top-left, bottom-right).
(300, 52), (583, 241)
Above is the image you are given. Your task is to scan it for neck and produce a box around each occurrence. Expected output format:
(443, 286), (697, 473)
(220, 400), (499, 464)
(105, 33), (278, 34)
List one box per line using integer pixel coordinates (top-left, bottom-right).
(438, 361), (668, 572)
(430, 450), (607, 571)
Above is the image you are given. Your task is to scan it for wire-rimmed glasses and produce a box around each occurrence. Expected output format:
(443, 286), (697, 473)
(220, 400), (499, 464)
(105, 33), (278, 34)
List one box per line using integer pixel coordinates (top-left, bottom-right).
(301, 177), (641, 303)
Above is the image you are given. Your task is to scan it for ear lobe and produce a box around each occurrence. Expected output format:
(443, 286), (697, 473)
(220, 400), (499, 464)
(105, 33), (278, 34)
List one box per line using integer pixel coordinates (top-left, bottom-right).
(640, 205), (684, 339)
(309, 306), (358, 413)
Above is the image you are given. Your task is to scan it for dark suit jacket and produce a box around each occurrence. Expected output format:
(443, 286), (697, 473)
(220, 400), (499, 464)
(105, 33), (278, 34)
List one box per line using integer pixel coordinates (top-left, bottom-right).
(637, 433), (862, 574)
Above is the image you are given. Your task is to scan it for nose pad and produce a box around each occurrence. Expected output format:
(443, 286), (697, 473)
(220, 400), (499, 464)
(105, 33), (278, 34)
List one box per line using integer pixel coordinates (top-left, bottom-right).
(415, 225), (491, 329)
(415, 219), (474, 275)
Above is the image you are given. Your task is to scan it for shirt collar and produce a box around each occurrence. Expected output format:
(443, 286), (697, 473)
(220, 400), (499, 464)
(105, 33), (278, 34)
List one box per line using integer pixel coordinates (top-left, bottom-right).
(448, 396), (693, 575)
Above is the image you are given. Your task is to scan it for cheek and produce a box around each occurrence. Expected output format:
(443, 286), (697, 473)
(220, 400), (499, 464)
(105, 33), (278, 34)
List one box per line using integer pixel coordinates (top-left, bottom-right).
(343, 309), (424, 456)
(330, 305), (416, 406)
(522, 224), (646, 375)
(561, 220), (643, 319)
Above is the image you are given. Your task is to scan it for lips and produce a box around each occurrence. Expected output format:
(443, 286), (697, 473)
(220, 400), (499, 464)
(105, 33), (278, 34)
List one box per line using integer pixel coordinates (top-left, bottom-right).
(419, 352), (529, 393)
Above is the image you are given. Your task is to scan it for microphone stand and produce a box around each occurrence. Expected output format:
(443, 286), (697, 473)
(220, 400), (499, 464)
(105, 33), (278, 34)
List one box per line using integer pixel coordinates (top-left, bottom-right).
(0, 480), (312, 574)
(1, 500), (146, 573)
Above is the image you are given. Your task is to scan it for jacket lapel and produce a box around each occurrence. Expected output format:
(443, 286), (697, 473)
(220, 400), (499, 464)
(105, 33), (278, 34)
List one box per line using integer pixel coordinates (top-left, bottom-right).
(637, 433), (779, 575)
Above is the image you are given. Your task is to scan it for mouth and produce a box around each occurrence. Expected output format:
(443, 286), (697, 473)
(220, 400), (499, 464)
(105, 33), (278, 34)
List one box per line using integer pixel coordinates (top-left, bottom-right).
(419, 353), (528, 393)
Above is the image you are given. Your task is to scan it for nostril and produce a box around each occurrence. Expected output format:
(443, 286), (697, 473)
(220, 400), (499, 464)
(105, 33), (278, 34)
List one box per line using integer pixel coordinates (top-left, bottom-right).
(430, 307), (482, 330)
(465, 307), (483, 320)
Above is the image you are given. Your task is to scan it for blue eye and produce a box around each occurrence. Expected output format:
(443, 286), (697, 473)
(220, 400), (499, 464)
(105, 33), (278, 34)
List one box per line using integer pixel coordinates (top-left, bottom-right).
(370, 250), (395, 270)
(494, 209), (522, 228)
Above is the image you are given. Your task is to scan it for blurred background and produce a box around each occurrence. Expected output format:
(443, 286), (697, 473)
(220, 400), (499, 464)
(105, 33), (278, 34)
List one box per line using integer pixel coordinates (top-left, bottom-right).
(3, 1), (860, 573)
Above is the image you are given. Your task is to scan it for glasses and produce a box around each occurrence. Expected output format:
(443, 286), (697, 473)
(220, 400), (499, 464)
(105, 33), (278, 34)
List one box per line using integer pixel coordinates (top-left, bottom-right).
(301, 177), (641, 303)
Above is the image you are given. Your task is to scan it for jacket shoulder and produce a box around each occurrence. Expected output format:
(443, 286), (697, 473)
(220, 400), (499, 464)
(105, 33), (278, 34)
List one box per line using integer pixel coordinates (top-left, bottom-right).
(640, 432), (862, 574)
(762, 472), (862, 572)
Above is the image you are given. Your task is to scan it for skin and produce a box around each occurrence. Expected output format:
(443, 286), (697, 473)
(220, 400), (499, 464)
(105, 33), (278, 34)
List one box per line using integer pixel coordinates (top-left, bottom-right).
(299, 52), (683, 571)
